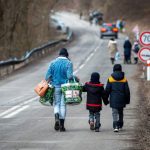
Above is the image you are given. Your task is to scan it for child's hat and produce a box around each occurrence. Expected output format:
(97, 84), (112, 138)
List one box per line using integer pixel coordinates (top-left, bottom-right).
(90, 72), (100, 83)
(113, 64), (122, 72)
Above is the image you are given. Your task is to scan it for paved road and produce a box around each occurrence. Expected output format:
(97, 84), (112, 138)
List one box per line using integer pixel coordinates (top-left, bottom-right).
(0, 12), (139, 150)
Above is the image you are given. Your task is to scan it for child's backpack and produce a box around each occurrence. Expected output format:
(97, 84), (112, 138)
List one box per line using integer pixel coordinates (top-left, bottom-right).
(133, 44), (140, 53)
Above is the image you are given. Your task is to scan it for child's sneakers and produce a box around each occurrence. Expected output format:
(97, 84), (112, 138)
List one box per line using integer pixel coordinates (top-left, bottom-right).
(89, 121), (95, 130)
(113, 127), (119, 132)
(95, 128), (100, 132)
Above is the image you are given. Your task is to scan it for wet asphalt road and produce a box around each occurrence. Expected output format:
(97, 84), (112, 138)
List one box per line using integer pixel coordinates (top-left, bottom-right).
(0, 12), (139, 150)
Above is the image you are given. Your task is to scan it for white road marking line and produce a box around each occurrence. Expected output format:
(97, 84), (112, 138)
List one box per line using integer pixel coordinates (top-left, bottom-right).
(3, 105), (29, 118)
(0, 105), (21, 117)
(85, 52), (94, 63)
(74, 45), (99, 74)
(0, 97), (38, 118)
(79, 64), (84, 70)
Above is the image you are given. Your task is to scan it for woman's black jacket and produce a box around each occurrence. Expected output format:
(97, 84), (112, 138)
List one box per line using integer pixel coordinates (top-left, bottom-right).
(123, 40), (132, 56)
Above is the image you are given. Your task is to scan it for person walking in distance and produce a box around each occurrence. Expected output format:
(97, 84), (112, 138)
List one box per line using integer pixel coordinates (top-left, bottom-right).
(45, 48), (73, 132)
(123, 37), (132, 64)
(79, 11), (83, 19)
(83, 72), (109, 132)
(132, 40), (140, 64)
(105, 64), (130, 132)
(108, 38), (118, 64)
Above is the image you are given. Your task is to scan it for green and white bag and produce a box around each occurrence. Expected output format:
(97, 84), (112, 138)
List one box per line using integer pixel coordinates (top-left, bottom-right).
(39, 84), (54, 106)
(61, 79), (82, 105)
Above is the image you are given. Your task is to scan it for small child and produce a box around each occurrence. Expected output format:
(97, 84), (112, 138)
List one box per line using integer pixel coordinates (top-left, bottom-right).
(105, 64), (130, 132)
(83, 72), (109, 132)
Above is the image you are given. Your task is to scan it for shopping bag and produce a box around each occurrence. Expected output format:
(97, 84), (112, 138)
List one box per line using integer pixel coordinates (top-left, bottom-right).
(61, 79), (82, 105)
(115, 52), (121, 61)
(39, 84), (54, 106)
(34, 79), (49, 97)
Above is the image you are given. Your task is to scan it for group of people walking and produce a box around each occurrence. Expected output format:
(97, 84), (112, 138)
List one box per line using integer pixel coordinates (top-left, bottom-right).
(108, 37), (140, 65)
(45, 48), (130, 133)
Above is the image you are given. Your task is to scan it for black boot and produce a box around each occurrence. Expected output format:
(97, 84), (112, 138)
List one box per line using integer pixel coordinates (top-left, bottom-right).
(127, 59), (132, 64)
(54, 113), (60, 131)
(134, 58), (138, 64)
(60, 119), (66, 132)
(110, 58), (115, 64)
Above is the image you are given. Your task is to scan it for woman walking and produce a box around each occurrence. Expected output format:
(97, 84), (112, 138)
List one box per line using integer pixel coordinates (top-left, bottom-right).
(108, 38), (118, 64)
(123, 37), (132, 64)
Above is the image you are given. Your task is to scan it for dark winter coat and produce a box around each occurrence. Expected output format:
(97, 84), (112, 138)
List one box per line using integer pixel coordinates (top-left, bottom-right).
(83, 82), (109, 112)
(105, 71), (130, 108)
(123, 40), (132, 56)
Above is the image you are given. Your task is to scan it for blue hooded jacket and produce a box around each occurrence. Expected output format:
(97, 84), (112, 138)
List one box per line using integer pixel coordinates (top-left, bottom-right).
(45, 56), (73, 87)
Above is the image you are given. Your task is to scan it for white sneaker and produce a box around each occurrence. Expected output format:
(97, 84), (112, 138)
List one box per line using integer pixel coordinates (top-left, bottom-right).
(114, 128), (119, 132)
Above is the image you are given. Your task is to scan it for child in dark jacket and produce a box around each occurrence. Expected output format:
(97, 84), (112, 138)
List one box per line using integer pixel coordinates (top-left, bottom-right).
(105, 64), (130, 132)
(83, 72), (109, 132)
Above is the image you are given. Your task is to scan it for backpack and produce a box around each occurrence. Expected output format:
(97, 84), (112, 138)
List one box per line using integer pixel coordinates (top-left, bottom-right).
(133, 44), (140, 53)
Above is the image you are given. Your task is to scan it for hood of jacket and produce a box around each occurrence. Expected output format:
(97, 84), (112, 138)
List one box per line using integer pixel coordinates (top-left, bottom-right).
(86, 82), (104, 94)
(111, 71), (125, 81)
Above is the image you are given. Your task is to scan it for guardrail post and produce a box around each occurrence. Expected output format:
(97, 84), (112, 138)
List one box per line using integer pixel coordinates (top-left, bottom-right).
(147, 60), (150, 81)
(42, 50), (45, 55)
(6, 66), (9, 75)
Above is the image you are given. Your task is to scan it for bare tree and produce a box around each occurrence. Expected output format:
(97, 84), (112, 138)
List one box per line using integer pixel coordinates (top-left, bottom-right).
(79, 0), (92, 14)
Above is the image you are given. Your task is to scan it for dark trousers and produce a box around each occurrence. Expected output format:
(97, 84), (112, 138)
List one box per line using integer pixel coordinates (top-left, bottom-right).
(112, 108), (124, 128)
(124, 55), (131, 64)
(89, 111), (101, 128)
(110, 57), (115, 64)
(134, 57), (138, 64)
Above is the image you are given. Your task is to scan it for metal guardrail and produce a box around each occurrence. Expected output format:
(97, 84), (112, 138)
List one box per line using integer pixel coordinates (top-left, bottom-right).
(0, 28), (73, 77)
(0, 40), (63, 67)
